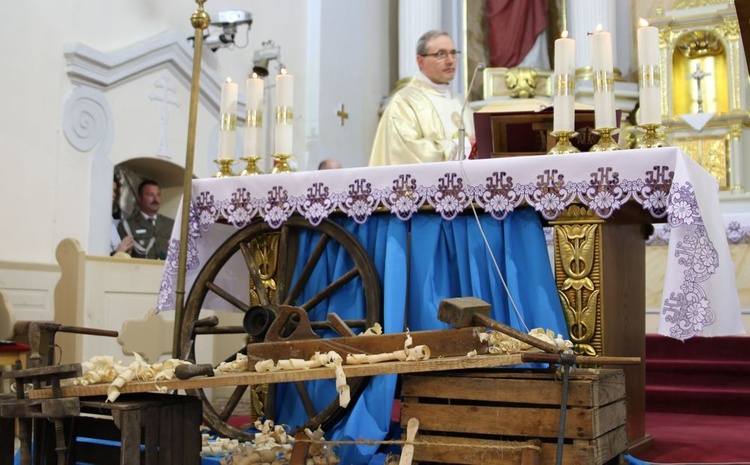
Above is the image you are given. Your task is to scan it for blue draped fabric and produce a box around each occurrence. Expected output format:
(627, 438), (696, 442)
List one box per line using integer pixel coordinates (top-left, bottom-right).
(273, 209), (566, 464)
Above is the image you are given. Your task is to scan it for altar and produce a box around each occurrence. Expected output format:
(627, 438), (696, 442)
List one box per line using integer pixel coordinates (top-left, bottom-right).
(156, 147), (742, 460)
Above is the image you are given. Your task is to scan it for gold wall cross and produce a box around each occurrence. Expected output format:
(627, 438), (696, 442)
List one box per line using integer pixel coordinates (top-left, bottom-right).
(337, 103), (349, 126)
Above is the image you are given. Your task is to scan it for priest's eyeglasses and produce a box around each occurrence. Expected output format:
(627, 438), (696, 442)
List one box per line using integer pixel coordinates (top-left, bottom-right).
(421, 49), (460, 61)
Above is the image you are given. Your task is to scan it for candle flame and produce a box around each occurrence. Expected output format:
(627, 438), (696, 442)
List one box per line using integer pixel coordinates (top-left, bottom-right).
(561, 30), (568, 39)
(225, 77), (232, 83)
(252, 72), (258, 79)
(280, 67), (287, 76)
(596, 24), (603, 33)
(639, 18), (649, 27)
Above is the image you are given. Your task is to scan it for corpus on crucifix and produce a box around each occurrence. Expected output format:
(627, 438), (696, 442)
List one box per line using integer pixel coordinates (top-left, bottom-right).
(686, 63), (711, 113)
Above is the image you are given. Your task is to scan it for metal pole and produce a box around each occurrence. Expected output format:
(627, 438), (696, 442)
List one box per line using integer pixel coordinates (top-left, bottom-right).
(173, 0), (210, 358)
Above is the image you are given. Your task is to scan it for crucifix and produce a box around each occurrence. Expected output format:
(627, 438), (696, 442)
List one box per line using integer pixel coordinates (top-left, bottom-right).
(686, 63), (711, 113)
(149, 74), (181, 158)
(336, 103), (349, 126)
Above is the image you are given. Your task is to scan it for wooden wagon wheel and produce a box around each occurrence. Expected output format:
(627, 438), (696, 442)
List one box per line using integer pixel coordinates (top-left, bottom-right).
(180, 216), (382, 440)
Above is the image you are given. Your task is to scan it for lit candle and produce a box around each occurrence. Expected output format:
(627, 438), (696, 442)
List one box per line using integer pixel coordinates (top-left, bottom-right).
(244, 73), (264, 157)
(637, 18), (661, 125)
(553, 30), (575, 132)
(218, 77), (238, 160)
(275, 67), (294, 155)
(590, 25), (616, 129)
(276, 67), (294, 108)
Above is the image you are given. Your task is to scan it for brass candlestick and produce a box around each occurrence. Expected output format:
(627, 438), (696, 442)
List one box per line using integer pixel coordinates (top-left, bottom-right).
(270, 154), (295, 173)
(548, 131), (580, 155)
(213, 159), (237, 177)
(636, 124), (668, 149)
(590, 127), (621, 152)
(239, 156), (264, 176)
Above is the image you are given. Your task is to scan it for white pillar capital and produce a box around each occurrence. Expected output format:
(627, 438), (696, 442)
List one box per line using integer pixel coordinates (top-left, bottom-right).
(398, 0), (441, 80)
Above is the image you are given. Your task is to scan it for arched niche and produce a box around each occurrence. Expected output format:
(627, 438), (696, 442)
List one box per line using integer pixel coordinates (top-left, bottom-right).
(63, 31), (223, 256)
(115, 157), (190, 222)
(671, 30), (729, 115)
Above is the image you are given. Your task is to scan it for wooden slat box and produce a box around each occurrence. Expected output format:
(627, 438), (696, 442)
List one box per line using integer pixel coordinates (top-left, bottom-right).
(401, 368), (627, 465)
(66, 393), (203, 465)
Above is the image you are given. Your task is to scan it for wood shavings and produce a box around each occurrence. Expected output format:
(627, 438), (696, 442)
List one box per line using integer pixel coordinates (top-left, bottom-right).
(359, 322), (382, 336)
(216, 352), (249, 372)
(304, 426), (340, 465)
(254, 352), (350, 407)
(346, 331), (430, 365)
(479, 328), (572, 354)
(68, 353), (191, 402)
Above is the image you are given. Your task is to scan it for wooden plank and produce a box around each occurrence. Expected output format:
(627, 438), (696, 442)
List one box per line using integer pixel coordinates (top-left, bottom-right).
(401, 370), (625, 408)
(246, 326), (490, 362)
(401, 399), (626, 440)
(29, 353), (526, 399)
(413, 435), (541, 465)
(412, 426), (625, 465)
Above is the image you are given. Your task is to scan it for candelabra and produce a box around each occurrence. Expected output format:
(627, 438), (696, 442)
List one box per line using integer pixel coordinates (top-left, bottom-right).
(590, 127), (621, 152)
(636, 124), (668, 149)
(548, 131), (580, 155)
(240, 156), (263, 176)
(271, 154), (294, 173)
(213, 159), (236, 177)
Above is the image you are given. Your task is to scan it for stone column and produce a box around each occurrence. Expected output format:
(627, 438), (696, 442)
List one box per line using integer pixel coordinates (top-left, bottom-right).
(399, 0), (441, 80)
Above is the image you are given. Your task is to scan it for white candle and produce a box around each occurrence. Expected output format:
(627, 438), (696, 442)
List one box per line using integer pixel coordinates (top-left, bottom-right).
(590, 25), (616, 129)
(276, 68), (294, 108)
(637, 19), (661, 125)
(244, 73), (264, 157)
(553, 31), (575, 132)
(275, 122), (293, 155)
(218, 77), (238, 160)
(275, 67), (294, 155)
(246, 73), (264, 112)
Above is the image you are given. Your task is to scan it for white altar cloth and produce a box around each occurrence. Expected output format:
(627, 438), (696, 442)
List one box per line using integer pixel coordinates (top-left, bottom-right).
(158, 147), (744, 340)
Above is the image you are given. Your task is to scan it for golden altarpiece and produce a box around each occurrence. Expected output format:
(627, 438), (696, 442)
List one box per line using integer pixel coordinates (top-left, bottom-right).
(651, 2), (748, 193)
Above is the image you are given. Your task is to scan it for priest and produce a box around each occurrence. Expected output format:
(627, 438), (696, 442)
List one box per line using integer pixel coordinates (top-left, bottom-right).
(368, 30), (474, 165)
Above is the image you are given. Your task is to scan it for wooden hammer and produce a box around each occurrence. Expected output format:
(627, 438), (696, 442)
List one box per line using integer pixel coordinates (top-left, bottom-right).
(437, 297), (562, 354)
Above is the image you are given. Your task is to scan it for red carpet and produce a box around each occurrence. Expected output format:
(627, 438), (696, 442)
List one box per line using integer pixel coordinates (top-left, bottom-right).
(629, 336), (750, 463)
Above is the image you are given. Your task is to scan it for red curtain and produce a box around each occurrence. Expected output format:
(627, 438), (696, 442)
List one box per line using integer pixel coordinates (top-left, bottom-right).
(485, 0), (548, 68)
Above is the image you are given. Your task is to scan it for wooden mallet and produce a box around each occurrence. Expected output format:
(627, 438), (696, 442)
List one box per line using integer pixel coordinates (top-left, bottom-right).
(437, 297), (562, 354)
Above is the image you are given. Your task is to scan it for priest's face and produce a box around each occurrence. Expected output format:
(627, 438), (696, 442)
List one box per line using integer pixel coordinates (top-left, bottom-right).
(418, 35), (457, 85)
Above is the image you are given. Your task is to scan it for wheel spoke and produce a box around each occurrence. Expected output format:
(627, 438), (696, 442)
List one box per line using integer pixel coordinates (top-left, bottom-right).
(284, 233), (331, 306)
(206, 282), (251, 312)
(240, 242), (271, 306)
(275, 225), (291, 305)
(294, 381), (318, 419)
(300, 267), (360, 311)
(219, 385), (249, 421)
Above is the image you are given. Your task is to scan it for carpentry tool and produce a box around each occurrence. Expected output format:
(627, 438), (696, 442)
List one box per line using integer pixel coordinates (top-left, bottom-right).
(175, 363), (215, 380)
(438, 297), (562, 354)
(14, 321), (119, 366)
(245, 305), (489, 365)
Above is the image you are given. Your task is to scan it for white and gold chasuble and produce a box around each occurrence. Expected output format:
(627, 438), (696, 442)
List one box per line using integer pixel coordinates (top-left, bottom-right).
(369, 74), (474, 166)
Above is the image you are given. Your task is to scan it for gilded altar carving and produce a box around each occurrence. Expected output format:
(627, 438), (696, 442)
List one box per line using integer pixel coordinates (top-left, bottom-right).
(247, 233), (280, 306)
(505, 68), (538, 98)
(551, 205), (603, 356)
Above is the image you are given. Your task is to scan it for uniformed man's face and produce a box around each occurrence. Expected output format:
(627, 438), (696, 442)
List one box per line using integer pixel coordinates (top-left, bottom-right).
(417, 35), (457, 85)
(138, 184), (161, 217)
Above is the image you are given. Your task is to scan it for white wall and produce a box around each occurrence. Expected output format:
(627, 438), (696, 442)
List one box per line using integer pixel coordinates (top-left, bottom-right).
(0, 1), (393, 267)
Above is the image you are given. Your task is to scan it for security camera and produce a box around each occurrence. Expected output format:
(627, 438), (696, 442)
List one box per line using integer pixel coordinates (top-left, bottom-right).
(211, 10), (252, 27)
(252, 41), (281, 77)
(194, 10), (253, 52)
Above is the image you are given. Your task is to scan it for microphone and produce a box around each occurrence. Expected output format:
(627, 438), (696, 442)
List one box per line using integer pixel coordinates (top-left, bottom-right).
(458, 62), (485, 160)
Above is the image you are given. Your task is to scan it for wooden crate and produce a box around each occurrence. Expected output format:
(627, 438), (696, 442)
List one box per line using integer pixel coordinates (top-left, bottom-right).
(66, 393), (203, 465)
(400, 368), (627, 465)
